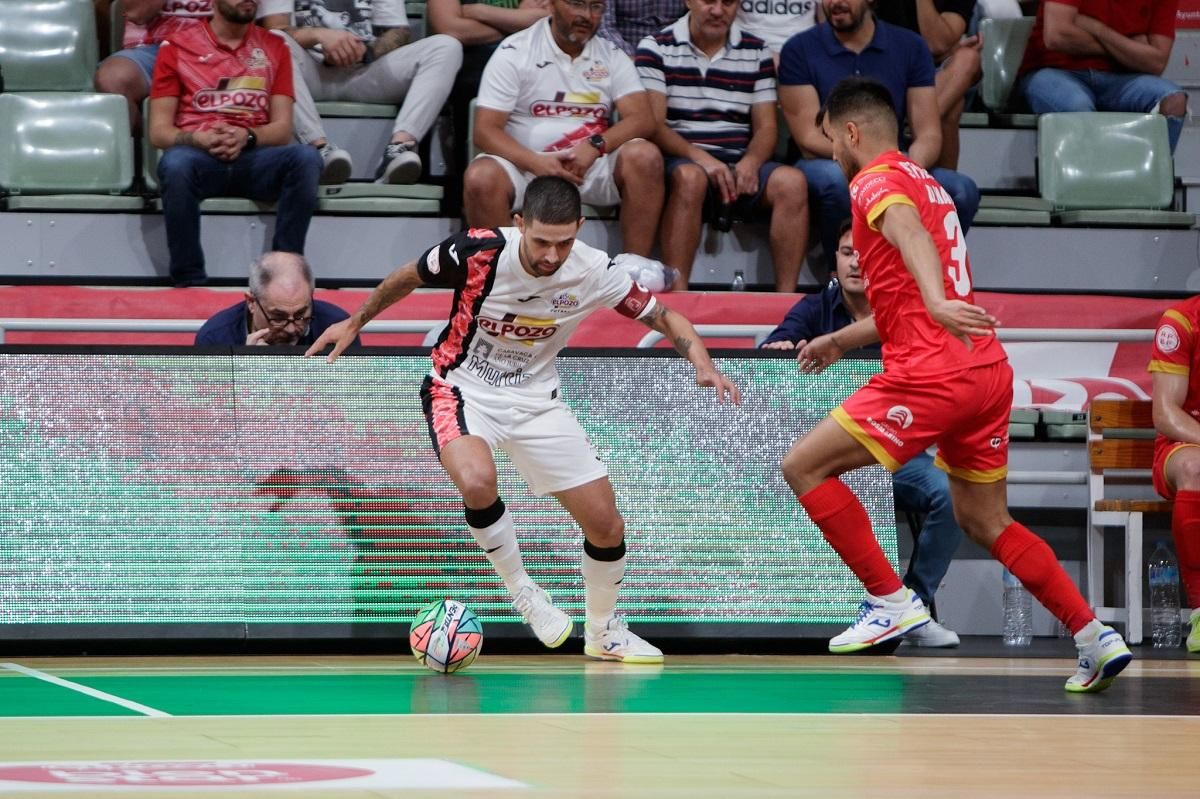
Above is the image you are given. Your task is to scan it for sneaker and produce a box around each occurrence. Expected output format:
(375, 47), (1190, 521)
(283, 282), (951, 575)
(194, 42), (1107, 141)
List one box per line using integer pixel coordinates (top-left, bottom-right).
(829, 589), (930, 654)
(511, 584), (572, 649)
(584, 615), (664, 664)
(1065, 625), (1133, 693)
(1188, 609), (1200, 654)
(377, 140), (421, 184)
(902, 618), (960, 648)
(316, 142), (353, 185)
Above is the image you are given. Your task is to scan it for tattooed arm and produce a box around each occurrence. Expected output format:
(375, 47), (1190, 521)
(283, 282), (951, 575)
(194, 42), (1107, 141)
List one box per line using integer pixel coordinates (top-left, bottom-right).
(305, 261), (424, 362)
(639, 302), (742, 405)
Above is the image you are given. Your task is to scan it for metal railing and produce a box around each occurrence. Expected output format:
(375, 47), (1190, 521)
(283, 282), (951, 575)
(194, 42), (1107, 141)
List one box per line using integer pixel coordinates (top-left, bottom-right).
(0, 318), (447, 346)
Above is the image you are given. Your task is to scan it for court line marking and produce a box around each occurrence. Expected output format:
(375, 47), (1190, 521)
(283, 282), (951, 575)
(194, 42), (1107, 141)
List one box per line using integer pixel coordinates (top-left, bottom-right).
(0, 663), (170, 718)
(0, 711), (1196, 721)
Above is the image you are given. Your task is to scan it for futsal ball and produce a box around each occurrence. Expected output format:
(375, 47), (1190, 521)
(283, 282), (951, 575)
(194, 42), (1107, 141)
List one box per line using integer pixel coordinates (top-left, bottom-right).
(409, 599), (483, 673)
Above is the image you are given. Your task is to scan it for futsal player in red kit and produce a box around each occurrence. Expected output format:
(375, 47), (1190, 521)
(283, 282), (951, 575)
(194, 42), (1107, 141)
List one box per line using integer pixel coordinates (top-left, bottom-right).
(781, 76), (1132, 692)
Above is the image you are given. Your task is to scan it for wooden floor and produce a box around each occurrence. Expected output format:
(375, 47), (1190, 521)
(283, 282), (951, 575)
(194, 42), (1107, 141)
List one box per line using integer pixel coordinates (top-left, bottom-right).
(0, 653), (1196, 798)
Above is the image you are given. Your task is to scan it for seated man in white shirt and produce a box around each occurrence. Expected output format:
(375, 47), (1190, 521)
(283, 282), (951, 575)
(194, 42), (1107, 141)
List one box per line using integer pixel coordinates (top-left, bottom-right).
(259, 0), (463, 184)
(464, 0), (664, 256)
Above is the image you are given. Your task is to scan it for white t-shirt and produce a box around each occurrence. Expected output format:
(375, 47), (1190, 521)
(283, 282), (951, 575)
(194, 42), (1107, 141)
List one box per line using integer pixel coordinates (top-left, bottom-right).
(476, 19), (645, 153)
(257, 0), (408, 50)
(737, 0), (817, 54)
(417, 227), (656, 399)
(123, 0), (212, 49)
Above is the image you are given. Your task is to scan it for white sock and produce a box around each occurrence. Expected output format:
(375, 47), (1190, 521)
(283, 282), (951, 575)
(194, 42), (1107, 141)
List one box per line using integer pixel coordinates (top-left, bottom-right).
(582, 541), (626, 632)
(1073, 618), (1104, 645)
(465, 500), (529, 596)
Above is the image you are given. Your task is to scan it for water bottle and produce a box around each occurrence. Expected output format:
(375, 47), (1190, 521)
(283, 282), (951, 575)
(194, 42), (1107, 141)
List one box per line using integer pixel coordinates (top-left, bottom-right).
(1002, 568), (1033, 646)
(1149, 540), (1182, 648)
(610, 253), (679, 293)
(731, 270), (746, 292)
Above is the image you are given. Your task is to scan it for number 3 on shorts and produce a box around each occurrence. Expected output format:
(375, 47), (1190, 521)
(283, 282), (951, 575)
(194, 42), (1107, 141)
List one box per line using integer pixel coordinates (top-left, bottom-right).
(943, 211), (970, 297)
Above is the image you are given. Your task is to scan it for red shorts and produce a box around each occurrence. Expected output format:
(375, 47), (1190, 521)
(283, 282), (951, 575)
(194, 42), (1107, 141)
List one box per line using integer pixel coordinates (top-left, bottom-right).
(832, 360), (1014, 483)
(1152, 438), (1200, 499)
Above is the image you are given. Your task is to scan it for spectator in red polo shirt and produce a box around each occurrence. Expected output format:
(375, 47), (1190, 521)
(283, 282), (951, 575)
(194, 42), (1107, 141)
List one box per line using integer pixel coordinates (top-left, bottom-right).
(1018, 0), (1186, 152)
(148, 0), (323, 287)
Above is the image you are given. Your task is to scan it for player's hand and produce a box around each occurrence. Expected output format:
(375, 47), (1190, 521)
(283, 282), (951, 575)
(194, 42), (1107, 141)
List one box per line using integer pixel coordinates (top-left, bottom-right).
(207, 124), (245, 161)
(761, 340), (796, 350)
(305, 316), (362, 363)
(695, 367), (742, 405)
(246, 327), (274, 346)
(566, 139), (601, 178)
(929, 298), (999, 343)
(696, 153), (736, 204)
(733, 156), (761, 198)
(319, 28), (367, 67)
(796, 334), (842, 374)
(529, 152), (584, 184)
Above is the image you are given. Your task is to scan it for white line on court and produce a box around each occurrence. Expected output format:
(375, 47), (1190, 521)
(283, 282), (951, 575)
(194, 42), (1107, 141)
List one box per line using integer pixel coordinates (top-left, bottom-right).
(0, 711), (1195, 721)
(0, 663), (171, 718)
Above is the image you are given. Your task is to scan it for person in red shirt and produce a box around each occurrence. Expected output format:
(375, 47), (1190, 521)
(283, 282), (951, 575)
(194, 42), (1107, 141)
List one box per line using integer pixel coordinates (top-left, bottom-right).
(781, 76), (1133, 693)
(1018, 0), (1186, 152)
(148, 0), (322, 286)
(1148, 298), (1200, 654)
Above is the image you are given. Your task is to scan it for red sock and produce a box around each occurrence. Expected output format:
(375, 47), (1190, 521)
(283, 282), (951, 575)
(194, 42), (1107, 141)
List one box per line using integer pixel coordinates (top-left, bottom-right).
(800, 478), (902, 597)
(1172, 490), (1200, 608)
(991, 522), (1093, 634)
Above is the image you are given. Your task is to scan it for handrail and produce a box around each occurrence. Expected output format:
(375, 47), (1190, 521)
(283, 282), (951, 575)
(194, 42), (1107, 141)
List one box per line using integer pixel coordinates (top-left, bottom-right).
(0, 318), (448, 345)
(635, 325), (1155, 348)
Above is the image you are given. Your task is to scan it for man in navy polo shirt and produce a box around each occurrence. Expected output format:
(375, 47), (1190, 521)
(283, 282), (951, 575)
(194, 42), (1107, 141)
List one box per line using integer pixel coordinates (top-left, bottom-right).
(777, 0), (978, 275)
(196, 252), (361, 348)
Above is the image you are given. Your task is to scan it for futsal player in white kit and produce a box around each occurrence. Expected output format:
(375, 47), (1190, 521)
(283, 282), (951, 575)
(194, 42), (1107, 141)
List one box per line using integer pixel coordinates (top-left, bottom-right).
(308, 176), (741, 662)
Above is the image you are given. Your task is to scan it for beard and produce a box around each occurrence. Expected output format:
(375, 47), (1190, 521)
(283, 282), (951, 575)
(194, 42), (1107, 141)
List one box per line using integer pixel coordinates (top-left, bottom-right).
(826, 3), (865, 32)
(217, 0), (257, 24)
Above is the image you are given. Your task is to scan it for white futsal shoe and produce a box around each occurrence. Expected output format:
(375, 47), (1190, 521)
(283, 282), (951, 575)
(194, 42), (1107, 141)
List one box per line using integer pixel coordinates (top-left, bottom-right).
(584, 615), (664, 664)
(511, 584), (573, 648)
(1065, 625), (1132, 693)
(829, 588), (931, 653)
(902, 618), (961, 648)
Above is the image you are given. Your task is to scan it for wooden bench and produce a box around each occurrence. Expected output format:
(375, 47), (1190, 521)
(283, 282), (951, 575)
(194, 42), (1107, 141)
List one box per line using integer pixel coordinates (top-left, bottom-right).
(1087, 399), (1173, 645)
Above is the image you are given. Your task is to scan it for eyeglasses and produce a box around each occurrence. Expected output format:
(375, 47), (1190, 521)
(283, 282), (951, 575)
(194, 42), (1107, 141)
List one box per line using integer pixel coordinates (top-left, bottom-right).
(252, 295), (312, 329)
(564, 0), (605, 14)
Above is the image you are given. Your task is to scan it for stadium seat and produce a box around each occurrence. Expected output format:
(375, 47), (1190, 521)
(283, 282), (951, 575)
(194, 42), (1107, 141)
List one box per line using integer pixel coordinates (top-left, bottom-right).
(973, 195), (1052, 226)
(1038, 112), (1194, 228)
(466, 98), (618, 219)
(0, 93), (142, 211)
(979, 17), (1038, 128)
(0, 0), (98, 92)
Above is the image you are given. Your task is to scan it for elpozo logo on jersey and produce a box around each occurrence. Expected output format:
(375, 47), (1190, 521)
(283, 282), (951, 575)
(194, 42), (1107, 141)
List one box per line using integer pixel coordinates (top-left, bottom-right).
(530, 91), (607, 120)
(163, 0), (213, 15)
(194, 75), (268, 115)
(477, 313), (559, 343)
(551, 292), (579, 312)
(582, 62), (609, 81)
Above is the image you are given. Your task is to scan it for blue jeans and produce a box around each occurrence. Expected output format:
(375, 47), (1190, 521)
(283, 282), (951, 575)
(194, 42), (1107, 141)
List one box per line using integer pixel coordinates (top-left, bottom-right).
(892, 452), (964, 609)
(158, 144), (323, 285)
(1019, 68), (1185, 152)
(794, 158), (980, 274)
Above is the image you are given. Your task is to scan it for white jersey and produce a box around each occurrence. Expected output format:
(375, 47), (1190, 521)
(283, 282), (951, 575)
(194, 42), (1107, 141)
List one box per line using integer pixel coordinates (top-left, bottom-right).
(476, 19), (645, 154)
(738, 0), (817, 54)
(416, 227), (657, 399)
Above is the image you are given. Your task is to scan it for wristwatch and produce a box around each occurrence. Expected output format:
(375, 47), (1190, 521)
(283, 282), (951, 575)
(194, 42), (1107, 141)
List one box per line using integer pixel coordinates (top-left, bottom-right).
(244, 129), (258, 150)
(587, 133), (607, 155)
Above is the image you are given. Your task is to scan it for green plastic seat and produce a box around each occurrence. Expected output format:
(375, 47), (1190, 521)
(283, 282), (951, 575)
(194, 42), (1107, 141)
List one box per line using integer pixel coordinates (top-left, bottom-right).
(979, 17), (1034, 114)
(972, 195), (1052, 226)
(1038, 112), (1194, 228)
(317, 182), (441, 214)
(0, 0), (98, 91)
(314, 101), (400, 119)
(0, 93), (137, 209)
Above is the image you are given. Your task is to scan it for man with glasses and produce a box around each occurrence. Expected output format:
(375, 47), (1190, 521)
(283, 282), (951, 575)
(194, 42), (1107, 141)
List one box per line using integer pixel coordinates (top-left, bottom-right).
(463, 0), (665, 258)
(760, 219), (963, 647)
(195, 252), (362, 347)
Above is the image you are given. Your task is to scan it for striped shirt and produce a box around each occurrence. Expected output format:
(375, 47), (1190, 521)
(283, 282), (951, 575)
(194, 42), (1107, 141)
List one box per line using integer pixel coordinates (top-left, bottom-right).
(635, 16), (776, 163)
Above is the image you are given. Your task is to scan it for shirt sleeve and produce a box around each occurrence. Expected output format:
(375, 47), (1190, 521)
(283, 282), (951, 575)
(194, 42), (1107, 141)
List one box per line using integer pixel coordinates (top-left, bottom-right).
(416, 228), (507, 288)
(760, 295), (822, 346)
(907, 33), (937, 89)
(149, 39), (181, 99)
(372, 0), (410, 28)
(851, 167), (917, 231)
(1149, 0), (1180, 39)
(777, 34), (813, 87)
(634, 36), (667, 95)
(608, 48), (645, 101)
(934, 0), (977, 24)
(256, 0), (293, 18)
(267, 35), (295, 98)
(753, 47), (777, 104)
(475, 37), (523, 113)
(596, 254), (657, 319)
(1149, 307), (1195, 375)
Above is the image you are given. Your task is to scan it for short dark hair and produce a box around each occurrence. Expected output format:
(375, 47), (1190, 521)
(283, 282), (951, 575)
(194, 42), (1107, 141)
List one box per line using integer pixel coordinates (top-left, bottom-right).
(821, 76), (898, 131)
(520, 176), (582, 225)
(838, 217), (853, 239)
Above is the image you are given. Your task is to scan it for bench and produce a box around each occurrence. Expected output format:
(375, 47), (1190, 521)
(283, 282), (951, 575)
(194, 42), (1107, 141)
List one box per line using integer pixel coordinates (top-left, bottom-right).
(1087, 398), (1173, 644)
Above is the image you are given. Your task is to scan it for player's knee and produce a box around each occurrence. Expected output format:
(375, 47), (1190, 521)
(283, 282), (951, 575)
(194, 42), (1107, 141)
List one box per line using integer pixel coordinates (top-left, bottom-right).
(670, 163), (708, 201)
(1161, 92), (1188, 119)
(1173, 453), (1200, 491)
(618, 139), (663, 178)
(585, 516), (625, 549)
(463, 160), (511, 203)
(780, 450), (820, 495)
(456, 464), (499, 508)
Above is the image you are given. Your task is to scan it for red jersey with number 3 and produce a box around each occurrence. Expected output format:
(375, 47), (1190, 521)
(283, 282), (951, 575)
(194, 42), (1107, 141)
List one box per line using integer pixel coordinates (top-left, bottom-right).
(849, 150), (1005, 378)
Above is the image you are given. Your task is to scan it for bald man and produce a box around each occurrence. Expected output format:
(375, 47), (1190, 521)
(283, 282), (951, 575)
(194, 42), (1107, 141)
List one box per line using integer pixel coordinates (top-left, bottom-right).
(195, 252), (362, 347)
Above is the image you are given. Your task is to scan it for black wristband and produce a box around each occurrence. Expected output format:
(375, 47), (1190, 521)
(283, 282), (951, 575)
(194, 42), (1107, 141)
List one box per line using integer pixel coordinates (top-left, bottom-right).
(244, 129), (257, 150)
